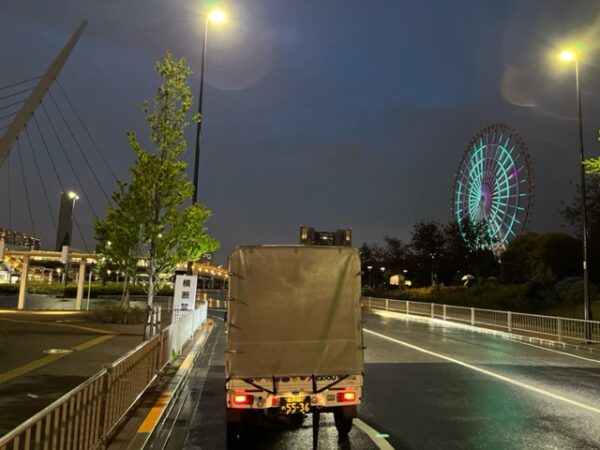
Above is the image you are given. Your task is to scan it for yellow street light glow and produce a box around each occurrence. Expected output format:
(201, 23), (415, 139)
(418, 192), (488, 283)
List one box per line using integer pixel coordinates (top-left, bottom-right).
(559, 50), (576, 61)
(208, 9), (226, 24)
(67, 191), (79, 200)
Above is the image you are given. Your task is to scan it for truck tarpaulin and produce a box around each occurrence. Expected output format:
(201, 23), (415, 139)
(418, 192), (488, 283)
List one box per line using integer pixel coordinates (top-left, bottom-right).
(227, 246), (363, 378)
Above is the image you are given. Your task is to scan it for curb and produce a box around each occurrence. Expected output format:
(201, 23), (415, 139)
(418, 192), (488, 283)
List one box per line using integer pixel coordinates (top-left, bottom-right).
(126, 319), (215, 450)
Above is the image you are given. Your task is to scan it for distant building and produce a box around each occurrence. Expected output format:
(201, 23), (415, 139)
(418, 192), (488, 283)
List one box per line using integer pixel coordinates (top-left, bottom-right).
(0, 228), (41, 250)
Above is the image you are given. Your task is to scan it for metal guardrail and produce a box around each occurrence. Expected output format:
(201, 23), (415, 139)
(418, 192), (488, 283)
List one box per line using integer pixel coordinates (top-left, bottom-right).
(363, 296), (600, 345)
(0, 307), (208, 450)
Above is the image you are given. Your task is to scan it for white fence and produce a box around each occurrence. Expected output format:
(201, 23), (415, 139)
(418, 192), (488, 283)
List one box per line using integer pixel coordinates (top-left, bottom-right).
(0, 306), (209, 450)
(363, 297), (600, 345)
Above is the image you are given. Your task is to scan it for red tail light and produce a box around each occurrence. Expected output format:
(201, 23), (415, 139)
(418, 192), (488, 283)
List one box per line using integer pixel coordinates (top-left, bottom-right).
(337, 391), (356, 402)
(232, 393), (254, 406)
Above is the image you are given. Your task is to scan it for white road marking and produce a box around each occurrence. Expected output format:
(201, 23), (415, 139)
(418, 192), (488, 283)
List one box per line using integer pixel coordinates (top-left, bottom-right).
(364, 328), (600, 415)
(355, 418), (395, 449)
(510, 339), (600, 365)
(371, 310), (600, 364)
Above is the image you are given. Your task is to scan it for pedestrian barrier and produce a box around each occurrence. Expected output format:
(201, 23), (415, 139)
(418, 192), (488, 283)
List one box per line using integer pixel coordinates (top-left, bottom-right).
(363, 296), (600, 345)
(0, 306), (208, 450)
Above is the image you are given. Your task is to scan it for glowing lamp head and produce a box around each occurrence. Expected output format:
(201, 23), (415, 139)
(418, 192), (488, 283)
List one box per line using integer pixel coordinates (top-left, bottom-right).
(67, 191), (79, 200)
(208, 9), (226, 24)
(559, 50), (576, 62)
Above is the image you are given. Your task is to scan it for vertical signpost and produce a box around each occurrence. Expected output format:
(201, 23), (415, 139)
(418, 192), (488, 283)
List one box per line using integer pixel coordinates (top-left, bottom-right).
(173, 274), (198, 321)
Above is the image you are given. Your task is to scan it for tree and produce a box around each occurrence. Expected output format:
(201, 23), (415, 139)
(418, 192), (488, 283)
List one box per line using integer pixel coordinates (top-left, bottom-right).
(94, 180), (142, 307)
(560, 174), (600, 282)
(442, 218), (498, 283)
(501, 232), (580, 285)
(359, 242), (385, 288)
(410, 220), (445, 286)
(95, 51), (219, 307)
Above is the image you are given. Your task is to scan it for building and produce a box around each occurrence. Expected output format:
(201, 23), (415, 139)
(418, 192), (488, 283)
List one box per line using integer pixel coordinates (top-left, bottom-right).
(0, 228), (41, 250)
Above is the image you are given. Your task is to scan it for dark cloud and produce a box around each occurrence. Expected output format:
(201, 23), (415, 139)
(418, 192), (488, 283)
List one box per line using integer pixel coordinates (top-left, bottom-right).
(1, 0), (600, 262)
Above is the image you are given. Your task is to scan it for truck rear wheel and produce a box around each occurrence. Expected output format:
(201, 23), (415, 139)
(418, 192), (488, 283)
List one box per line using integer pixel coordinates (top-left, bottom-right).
(333, 408), (352, 436)
(226, 422), (240, 447)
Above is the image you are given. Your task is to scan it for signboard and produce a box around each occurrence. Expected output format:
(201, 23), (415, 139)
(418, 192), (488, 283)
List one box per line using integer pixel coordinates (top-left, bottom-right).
(173, 274), (198, 320)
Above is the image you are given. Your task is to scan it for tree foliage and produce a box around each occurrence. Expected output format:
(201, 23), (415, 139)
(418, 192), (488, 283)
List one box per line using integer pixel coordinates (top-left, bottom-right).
(500, 232), (580, 285)
(95, 51), (219, 306)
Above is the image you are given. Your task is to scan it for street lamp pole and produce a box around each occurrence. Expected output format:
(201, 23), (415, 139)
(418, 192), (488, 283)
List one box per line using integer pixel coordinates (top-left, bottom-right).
(191, 17), (209, 205)
(191, 9), (226, 204)
(574, 59), (592, 322)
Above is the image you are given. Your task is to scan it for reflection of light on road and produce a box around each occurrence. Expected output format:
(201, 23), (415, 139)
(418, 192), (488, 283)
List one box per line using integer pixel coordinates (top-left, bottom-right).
(364, 328), (600, 415)
(372, 310), (600, 364)
(354, 419), (395, 450)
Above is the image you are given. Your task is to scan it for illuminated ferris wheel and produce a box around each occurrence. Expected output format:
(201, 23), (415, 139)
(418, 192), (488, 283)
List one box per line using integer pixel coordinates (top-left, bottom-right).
(452, 124), (533, 250)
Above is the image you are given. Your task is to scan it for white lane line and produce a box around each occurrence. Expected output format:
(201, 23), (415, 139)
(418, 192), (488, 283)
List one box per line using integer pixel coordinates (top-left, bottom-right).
(510, 339), (600, 365)
(355, 418), (395, 450)
(364, 328), (600, 415)
(371, 310), (600, 365)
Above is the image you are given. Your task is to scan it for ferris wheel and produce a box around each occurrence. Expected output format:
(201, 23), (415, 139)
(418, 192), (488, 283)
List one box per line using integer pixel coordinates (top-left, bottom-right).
(452, 124), (533, 250)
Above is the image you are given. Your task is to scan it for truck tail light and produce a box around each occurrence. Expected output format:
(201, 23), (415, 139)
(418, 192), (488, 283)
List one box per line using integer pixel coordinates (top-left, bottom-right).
(336, 391), (356, 402)
(232, 393), (254, 406)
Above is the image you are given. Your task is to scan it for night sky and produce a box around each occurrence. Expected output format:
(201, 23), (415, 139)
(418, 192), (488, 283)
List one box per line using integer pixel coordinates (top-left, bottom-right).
(2, 0), (600, 263)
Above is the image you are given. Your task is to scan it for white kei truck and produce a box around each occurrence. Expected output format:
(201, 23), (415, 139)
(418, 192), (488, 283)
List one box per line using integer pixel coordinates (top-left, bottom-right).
(225, 245), (364, 442)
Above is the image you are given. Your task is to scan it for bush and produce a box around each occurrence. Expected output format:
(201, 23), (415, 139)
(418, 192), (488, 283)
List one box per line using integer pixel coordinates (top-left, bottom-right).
(0, 284), (19, 295)
(91, 306), (146, 324)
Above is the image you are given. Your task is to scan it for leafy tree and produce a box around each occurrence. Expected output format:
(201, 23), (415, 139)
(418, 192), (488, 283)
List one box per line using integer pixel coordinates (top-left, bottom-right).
(442, 218), (498, 283)
(95, 181), (142, 306)
(410, 220), (445, 286)
(95, 51), (218, 307)
(501, 232), (580, 285)
(382, 236), (410, 274)
(359, 242), (385, 288)
(559, 175), (600, 282)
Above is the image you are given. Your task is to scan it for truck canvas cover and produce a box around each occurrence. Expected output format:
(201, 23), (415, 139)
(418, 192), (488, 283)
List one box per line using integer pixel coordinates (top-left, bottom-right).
(227, 245), (363, 378)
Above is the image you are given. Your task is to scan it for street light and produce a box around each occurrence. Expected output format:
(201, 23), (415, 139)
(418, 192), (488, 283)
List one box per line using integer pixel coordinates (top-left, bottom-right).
(558, 48), (593, 323)
(191, 8), (227, 204)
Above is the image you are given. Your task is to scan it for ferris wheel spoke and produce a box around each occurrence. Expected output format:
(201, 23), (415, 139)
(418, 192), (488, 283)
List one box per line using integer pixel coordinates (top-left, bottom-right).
(453, 125), (532, 251)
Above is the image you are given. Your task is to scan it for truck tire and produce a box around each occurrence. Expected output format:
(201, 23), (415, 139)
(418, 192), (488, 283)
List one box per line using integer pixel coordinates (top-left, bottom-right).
(334, 412), (353, 436)
(226, 422), (240, 448)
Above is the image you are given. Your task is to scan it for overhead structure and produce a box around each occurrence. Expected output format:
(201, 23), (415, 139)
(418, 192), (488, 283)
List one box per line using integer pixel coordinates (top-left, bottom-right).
(0, 20), (87, 168)
(452, 124), (533, 252)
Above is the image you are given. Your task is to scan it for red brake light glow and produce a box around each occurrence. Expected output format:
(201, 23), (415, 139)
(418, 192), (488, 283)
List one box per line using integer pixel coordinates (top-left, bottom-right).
(337, 391), (356, 402)
(232, 393), (254, 405)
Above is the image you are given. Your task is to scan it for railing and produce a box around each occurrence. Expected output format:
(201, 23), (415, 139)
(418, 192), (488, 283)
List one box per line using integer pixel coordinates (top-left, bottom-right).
(362, 296), (600, 345)
(94, 295), (174, 310)
(0, 306), (208, 450)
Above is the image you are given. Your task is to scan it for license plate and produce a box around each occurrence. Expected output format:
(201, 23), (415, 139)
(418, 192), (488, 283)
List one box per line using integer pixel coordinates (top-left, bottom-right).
(280, 396), (311, 415)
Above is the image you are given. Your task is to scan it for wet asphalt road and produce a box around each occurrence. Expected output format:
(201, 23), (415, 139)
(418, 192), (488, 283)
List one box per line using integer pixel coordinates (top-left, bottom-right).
(159, 310), (600, 449)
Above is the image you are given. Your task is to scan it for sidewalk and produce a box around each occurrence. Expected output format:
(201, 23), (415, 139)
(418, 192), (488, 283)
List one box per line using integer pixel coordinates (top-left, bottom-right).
(107, 319), (216, 450)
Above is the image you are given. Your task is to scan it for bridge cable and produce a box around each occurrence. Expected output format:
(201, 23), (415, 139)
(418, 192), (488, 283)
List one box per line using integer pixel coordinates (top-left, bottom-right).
(34, 94), (105, 253)
(0, 99), (27, 112)
(32, 114), (65, 191)
(40, 101), (99, 219)
(33, 112), (89, 251)
(6, 155), (12, 231)
(0, 87), (35, 103)
(47, 89), (111, 204)
(15, 139), (36, 236)
(0, 76), (41, 92)
(56, 80), (118, 181)
(0, 111), (20, 122)
(72, 215), (90, 252)
(24, 125), (57, 232)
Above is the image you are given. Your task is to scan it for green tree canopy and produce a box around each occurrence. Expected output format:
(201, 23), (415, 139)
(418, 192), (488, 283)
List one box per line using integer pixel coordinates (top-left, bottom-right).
(95, 51), (219, 306)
